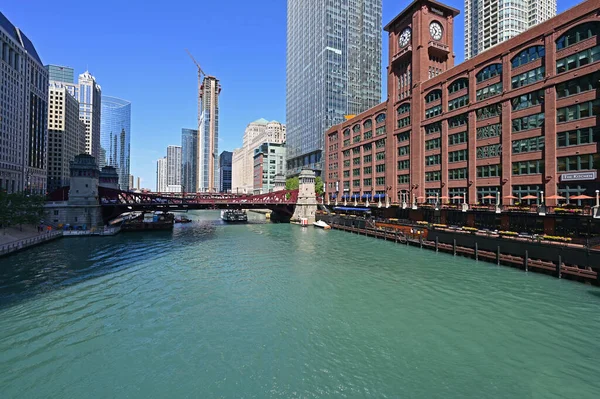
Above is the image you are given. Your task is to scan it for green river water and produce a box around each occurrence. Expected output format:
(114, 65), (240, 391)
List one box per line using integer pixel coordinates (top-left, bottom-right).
(0, 211), (599, 398)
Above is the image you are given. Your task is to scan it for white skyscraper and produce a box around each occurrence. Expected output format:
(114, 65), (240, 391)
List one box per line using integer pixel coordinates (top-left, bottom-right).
(46, 83), (86, 192)
(76, 72), (102, 157)
(231, 119), (286, 194)
(156, 157), (167, 193)
(465, 0), (557, 60)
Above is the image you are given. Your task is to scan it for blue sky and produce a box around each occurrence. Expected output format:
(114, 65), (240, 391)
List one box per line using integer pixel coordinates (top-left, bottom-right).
(3, 0), (568, 190)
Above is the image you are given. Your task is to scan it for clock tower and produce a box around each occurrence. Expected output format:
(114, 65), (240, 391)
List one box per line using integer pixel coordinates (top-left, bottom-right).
(384, 0), (459, 202)
(384, 0), (459, 101)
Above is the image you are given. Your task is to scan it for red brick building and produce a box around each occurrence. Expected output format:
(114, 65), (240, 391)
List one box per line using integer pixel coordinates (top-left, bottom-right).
(324, 0), (599, 224)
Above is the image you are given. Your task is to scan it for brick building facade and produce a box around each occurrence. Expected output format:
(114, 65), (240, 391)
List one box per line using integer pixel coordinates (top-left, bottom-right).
(324, 0), (599, 209)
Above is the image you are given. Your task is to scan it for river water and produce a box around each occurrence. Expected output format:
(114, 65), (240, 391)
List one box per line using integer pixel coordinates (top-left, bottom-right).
(1, 211), (599, 398)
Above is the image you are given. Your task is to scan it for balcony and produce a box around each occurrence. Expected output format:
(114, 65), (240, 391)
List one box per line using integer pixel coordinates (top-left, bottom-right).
(391, 46), (412, 65)
(428, 41), (449, 56)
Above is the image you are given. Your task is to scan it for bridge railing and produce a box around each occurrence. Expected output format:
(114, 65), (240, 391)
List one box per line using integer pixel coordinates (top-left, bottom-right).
(99, 189), (300, 206)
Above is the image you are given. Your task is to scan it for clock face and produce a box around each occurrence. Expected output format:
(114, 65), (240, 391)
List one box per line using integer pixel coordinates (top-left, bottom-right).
(399, 28), (411, 47)
(430, 21), (443, 41)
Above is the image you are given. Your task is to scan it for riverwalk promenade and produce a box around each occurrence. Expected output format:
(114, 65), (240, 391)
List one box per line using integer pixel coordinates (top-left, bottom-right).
(317, 213), (600, 285)
(0, 227), (63, 257)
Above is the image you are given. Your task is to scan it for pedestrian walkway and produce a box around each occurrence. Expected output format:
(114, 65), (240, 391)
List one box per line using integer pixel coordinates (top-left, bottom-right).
(0, 225), (62, 257)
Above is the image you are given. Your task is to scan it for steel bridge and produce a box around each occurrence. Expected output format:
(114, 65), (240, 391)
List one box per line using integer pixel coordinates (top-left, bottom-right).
(98, 188), (299, 210)
(47, 186), (316, 223)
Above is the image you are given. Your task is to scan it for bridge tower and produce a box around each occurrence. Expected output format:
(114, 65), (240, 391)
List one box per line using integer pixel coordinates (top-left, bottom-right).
(99, 166), (119, 189)
(273, 174), (286, 192)
(292, 169), (318, 223)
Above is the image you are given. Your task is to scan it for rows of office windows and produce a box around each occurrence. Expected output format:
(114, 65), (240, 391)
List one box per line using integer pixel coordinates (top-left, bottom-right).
(557, 127), (599, 147)
(448, 167), (467, 180)
(476, 143), (502, 159)
(425, 122), (441, 135)
(477, 63), (503, 83)
(511, 66), (544, 89)
(425, 104), (442, 119)
(476, 123), (502, 140)
(449, 131), (467, 145)
(512, 136), (545, 154)
(556, 71), (600, 98)
(449, 149), (468, 163)
(557, 154), (600, 172)
(512, 89), (544, 111)
(477, 164), (501, 178)
(556, 45), (600, 74)
(425, 138), (441, 150)
(512, 112), (544, 132)
(425, 90), (441, 103)
(556, 22), (599, 50)
(425, 154), (441, 166)
(512, 160), (544, 175)
(448, 94), (469, 111)
(557, 99), (600, 123)
(511, 46), (545, 69)
(398, 145), (410, 156)
(476, 82), (502, 101)
(425, 171), (441, 182)
(476, 104), (501, 121)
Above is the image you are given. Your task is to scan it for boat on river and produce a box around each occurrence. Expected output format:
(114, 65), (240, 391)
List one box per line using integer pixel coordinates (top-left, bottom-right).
(175, 215), (192, 224)
(120, 211), (174, 231)
(221, 209), (248, 223)
(313, 220), (331, 229)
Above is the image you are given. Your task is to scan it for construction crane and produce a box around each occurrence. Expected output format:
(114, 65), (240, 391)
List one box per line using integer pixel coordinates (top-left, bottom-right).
(185, 48), (206, 78)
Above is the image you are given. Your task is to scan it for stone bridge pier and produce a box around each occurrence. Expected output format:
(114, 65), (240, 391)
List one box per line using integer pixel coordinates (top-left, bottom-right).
(292, 169), (318, 223)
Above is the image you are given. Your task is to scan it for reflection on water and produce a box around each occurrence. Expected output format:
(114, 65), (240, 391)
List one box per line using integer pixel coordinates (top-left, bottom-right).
(1, 210), (600, 398)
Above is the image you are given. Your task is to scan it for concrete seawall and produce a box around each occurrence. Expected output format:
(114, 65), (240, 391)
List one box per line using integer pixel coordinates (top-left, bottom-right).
(0, 231), (63, 258)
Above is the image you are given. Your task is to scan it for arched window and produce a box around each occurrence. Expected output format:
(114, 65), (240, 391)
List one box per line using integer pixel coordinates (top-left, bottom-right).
(343, 128), (350, 137)
(352, 124), (361, 133)
(511, 46), (545, 68)
(556, 22), (600, 50)
(375, 113), (386, 124)
(363, 119), (372, 129)
(448, 78), (468, 94)
(425, 89), (442, 103)
(397, 103), (410, 114)
(476, 63), (502, 83)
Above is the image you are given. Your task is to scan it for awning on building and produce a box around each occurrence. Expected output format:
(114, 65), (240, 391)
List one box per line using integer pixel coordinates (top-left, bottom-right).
(333, 207), (371, 212)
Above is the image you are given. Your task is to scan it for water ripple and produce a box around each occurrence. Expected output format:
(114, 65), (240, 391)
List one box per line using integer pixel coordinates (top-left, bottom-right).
(1, 211), (600, 398)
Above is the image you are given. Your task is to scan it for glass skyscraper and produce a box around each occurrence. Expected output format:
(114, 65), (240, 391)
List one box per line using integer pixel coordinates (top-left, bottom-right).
(285, 0), (382, 175)
(100, 96), (131, 190)
(181, 128), (198, 193)
(45, 65), (74, 83)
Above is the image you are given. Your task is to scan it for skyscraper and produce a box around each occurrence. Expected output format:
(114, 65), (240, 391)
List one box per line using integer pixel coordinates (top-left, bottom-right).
(464, 0), (557, 60)
(156, 157), (167, 193)
(47, 82), (86, 192)
(285, 0), (382, 175)
(0, 11), (48, 194)
(46, 65), (74, 83)
(181, 128), (198, 193)
(219, 151), (232, 193)
(166, 145), (182, 192)
(231, 119), (286, 193)
(77, 71), (102, 157)
(43, 67), (102, 160)
(100, 96), (131, 190)
(198, 76), (221, 192)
